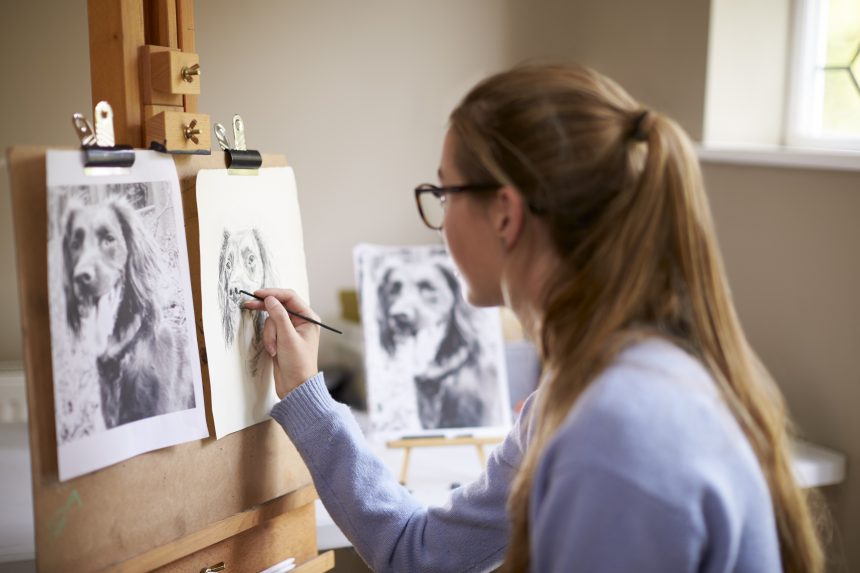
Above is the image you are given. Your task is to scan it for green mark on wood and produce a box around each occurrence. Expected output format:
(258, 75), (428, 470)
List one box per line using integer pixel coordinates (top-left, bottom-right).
(47, 489), (82, 539)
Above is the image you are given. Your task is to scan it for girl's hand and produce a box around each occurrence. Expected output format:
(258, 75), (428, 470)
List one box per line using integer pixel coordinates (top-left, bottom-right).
(243, 288), (320, 399)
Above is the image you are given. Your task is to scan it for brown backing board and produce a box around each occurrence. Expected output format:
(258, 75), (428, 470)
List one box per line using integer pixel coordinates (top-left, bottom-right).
(7, 146), (315, 572)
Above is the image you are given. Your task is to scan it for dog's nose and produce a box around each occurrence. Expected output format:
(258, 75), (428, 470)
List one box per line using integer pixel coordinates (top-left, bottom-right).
(391, 313), (413, 330)
(75, 270), (93, 288)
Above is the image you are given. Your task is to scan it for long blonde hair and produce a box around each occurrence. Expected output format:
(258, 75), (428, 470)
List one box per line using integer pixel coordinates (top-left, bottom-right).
(449, 64), (825, 573)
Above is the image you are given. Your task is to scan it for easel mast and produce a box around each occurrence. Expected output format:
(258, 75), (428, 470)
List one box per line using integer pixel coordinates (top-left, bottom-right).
(88, 0), (209, 152)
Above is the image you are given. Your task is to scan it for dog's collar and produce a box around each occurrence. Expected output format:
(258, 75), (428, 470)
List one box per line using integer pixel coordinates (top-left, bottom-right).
(100, 315), (150, 366)
(414, 344), (474, 386)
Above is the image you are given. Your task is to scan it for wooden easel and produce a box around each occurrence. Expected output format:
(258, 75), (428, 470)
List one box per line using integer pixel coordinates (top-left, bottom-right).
(6, 2), (334, 571)
(387, 435), (504, 485)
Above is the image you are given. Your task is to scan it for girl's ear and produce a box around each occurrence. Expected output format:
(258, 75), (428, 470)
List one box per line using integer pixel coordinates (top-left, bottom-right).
(492, 185), (526, 250)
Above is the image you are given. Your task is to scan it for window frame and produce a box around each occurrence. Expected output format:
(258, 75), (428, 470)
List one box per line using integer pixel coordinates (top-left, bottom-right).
(785, 0), (860, 151)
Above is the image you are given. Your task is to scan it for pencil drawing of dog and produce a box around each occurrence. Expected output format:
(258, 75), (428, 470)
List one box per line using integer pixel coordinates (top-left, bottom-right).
(377, 261), (491, 429)
(62, 196), (195, 429)
(217, 228), (275, 375)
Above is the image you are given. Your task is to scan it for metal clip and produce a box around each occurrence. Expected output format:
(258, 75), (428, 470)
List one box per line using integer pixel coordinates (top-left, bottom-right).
(94, 101), (116, 147)
(199, 562), (225, 573)
(214, 123), (231, 151)
(214, 116), (261, 170)
(71, 102), (134, 171)
(232, 114), (246, 151)
(72, 113), (97, 147)
(184, 119), (201, 144)
(182, 63), (201, 83)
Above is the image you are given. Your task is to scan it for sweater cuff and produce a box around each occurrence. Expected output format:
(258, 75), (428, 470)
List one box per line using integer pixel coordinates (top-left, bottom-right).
(270, 372), (338, 438)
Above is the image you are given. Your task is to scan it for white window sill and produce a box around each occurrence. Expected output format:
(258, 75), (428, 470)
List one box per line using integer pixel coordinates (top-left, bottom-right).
(696, 144), (860, 172)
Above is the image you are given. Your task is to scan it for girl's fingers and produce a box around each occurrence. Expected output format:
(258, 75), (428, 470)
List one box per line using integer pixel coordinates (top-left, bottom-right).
(242, 299), (266, 311)
(254, 288), (319, 321)
(263, 296), (299, 341)
(262, 315), (278, 356)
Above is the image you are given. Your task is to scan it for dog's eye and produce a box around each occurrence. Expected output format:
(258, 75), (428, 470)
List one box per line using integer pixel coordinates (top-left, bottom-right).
(102, 234), (115, 245)
(69, 229), (84, 251)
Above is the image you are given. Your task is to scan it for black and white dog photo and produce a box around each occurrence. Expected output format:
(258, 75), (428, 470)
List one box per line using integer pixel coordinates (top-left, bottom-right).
(356, 245), (510, 434)
(53, 184), (195, 433)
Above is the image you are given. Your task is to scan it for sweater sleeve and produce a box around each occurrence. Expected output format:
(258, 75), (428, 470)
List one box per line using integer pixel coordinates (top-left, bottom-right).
(270, 373), (527, 573)
(531, 461), (705, 573)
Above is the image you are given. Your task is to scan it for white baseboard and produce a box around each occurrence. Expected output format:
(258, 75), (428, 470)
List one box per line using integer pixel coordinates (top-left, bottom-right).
(0, 363), (27, 424)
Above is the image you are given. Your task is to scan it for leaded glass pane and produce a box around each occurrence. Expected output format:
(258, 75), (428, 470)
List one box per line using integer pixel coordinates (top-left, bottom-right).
(818, 0), (860, 138)
(821, 70), (860, 133)
(824, 0), (860, 65)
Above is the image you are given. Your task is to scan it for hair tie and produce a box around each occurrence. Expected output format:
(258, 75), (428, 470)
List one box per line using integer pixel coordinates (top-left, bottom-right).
(630, 110), (651, 142)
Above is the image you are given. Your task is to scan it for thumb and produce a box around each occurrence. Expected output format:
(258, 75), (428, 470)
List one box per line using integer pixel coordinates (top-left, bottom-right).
(264, 296), (297, 343)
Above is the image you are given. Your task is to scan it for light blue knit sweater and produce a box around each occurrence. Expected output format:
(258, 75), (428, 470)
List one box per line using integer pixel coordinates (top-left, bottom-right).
(270, 338), (782, 572)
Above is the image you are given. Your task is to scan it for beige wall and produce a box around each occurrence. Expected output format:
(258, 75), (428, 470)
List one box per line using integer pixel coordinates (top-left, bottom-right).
(704, 163), (860, 570)
(0, 0), (92, 362)
(0, 0), (856, 569)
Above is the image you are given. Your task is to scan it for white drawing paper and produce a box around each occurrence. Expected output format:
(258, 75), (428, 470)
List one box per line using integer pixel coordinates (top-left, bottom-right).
(197, 167), (310, 438)
(46, 150), (208, 482)
(354, 244), (512, 439)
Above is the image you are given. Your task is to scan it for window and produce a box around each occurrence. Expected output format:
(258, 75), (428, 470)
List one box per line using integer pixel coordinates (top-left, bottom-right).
(787, 0), (860, 150)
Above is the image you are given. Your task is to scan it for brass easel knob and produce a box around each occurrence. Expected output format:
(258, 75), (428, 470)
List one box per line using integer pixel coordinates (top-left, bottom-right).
(200, 562), (225, 573)
(184, 119), (201, 144)
(182, 63), (201, 82)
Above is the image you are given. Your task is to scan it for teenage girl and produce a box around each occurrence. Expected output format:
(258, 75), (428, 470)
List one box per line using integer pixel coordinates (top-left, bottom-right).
(245, 64), (824, 572)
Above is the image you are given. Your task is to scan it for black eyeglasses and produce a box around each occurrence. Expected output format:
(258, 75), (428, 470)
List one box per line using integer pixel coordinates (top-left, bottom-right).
(414, 183), (500, 230)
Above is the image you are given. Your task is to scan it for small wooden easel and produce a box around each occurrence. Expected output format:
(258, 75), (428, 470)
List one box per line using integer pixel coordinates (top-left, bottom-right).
(387, 435), (505, 485)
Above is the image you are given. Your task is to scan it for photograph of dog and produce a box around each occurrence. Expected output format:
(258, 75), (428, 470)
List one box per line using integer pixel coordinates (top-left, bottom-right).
(356, 244), (510, 435)
(50, 183), (196, 436)
(217, 227), (275, 376)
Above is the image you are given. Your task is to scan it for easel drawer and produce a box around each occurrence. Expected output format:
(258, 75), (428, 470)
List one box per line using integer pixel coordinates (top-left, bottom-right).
(156, 502), (330, 573)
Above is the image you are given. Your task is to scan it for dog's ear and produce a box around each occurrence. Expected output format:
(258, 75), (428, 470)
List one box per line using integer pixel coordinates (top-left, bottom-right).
(110, 198), (163, 330)
(376, 266), (397, 356)
(62, 206), (82, 334)
(252, 228), (276, 287)
(435, 264), (481, 362)
(217, 229), (235, 345)
(251, 228), (275, 341)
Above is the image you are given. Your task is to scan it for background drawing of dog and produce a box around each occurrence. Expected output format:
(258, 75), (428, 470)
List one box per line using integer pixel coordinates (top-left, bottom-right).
(375, 259), (498, 430)
(217, 228), (275, 376)
(62, 195), (195, 429)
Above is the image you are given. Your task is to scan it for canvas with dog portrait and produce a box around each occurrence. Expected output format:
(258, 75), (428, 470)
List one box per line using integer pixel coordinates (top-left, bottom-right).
(354, 244), (512, 438)
(197, 167), (310, 438)
(46, 150), (208, 481)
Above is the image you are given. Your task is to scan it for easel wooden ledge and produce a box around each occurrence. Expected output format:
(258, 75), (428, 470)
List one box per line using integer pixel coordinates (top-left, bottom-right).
(387, 435), (504, 485)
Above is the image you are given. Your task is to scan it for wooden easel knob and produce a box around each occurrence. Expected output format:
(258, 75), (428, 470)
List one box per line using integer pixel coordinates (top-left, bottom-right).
(184, 118), (201, 144)
(151, 48), (201, 94)
(182, 63), (201, 82)
(146, 111), (210, 152)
